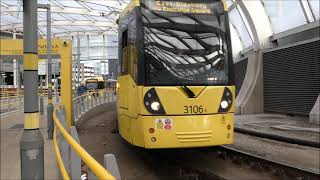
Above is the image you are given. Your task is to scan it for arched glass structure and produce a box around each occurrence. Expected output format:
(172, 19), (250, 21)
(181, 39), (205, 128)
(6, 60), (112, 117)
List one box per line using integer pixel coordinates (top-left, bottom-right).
(0, 0), (319, 63)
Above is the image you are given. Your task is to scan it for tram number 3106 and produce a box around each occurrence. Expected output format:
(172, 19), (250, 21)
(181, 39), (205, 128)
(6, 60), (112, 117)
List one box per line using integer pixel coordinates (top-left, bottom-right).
(184, 105), (206, 114)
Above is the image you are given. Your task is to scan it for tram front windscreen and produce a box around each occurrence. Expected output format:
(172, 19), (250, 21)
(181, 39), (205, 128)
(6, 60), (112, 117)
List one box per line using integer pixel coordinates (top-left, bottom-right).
(141, 0), (231, 86)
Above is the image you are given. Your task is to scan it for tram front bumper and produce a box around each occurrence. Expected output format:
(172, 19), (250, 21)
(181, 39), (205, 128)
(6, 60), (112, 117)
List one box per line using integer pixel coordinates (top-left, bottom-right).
(139, 113), (234, 149)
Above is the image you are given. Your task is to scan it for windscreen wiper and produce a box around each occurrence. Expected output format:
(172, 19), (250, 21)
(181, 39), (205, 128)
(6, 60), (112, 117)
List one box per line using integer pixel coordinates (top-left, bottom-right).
(181, 85), (196, 98)
(148, 54), (196, 98)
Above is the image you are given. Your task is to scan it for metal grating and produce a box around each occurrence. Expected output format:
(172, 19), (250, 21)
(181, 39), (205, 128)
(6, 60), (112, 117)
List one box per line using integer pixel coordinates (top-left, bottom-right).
(234, 58), (248, 97)
(263, 39), (320, 115)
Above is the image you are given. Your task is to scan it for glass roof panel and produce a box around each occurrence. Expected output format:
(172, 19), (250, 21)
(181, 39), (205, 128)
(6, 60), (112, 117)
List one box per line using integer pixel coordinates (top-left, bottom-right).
(84, 2), (113, 12)
(87, 0), (127, 8)
(229, 8), (253, 48)
(51, 13), (67, 21)
(236, 5), (254, 41)
(0, 0), (127, 37)
(89, 16), (110, 22)
(66, 14), (88, 21)
(38, 12), (47, 20)
(1, 0), (18, 6)
(226, 0), (233, 8)
(229, 23), (244, 59)
(301, 0), (316, 22)
(262, 0), (307, 33)
(58, 1), (85, 8)
(309, 0), (320, 20)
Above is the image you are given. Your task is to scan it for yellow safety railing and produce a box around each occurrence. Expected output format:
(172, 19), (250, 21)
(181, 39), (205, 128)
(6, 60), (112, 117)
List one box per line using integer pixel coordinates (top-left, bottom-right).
(53, 127), (70, 180)
(0, 96), (23, 113)
(53, 104), (116, 180)
(0, 89), (61, 98)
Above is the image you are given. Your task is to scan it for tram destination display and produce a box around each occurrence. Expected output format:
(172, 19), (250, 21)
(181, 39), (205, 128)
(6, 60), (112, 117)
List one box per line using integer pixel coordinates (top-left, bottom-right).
(150, 1), (212, 14)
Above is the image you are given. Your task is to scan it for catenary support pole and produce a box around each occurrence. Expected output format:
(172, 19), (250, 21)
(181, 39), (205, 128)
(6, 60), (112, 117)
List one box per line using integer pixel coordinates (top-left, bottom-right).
(13, 30), (21, 104)
(54, 61), (59, 103)
(46, 5), (54, 139)
(77, 34), (80, 87)
(40, 75), (44, 115)
(103, 34), (107, 89)
(20, 0), (44, 179)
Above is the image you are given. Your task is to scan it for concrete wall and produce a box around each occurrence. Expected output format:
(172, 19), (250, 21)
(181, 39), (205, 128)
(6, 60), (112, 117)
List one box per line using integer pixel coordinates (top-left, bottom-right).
(310, 95), (320, 125)
(235, 51), (264, 114)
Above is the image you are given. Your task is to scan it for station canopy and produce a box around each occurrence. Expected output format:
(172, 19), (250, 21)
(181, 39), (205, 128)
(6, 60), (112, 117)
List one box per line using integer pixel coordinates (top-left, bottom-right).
(0, 0), (130, 37)
(1, 0), (319, 58)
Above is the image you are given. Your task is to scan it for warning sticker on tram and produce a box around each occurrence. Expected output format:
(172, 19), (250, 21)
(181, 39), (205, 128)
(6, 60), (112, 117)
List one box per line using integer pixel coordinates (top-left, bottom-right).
(151, 1), (212, 14)
(155, 118), (173, 130)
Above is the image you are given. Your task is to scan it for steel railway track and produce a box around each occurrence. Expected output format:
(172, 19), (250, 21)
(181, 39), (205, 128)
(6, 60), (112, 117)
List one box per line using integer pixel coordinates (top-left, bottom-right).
(215, 145), (320, 180)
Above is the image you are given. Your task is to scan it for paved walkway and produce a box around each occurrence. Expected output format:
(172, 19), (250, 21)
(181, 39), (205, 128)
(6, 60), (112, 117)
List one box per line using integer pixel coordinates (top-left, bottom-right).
(0, 107), (58, 179)
(235, 113), (320, 143)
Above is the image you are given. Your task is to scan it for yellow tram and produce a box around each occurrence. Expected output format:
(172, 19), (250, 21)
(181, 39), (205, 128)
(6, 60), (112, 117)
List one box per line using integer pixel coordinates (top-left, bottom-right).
(117, 0), (235, 148)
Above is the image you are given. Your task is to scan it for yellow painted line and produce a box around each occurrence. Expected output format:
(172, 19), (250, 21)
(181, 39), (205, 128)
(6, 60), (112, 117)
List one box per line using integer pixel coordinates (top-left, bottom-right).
(53, 105), (116, 180)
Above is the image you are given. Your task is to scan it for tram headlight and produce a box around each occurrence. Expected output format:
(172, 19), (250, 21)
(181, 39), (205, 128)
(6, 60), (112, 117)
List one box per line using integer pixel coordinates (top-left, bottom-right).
(218, 87), (233, 112)
(220, 100), (229, 109)
(151, 102), (160, 111)
(144, 88), (166, 114)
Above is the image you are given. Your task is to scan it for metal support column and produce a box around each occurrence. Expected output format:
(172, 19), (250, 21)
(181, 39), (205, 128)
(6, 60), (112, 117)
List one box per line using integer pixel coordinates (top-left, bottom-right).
(54, 60), (59, 103)
(87, 35), (90, 78)
(40, 75), (44, 115)
(46, 5), (54, 139)
(13, 31), (21, 100)
(20, 0), (44, 179)
(103, 34), (107, 89)
(13, 31), (17, 87)
(77, 35), (80, 86)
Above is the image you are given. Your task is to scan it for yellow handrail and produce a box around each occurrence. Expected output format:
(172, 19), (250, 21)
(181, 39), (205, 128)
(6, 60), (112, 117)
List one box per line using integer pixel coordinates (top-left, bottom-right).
(53, 127), (70, 180)
(0, 95), (23, 99)
(0, 102), (21, 107)
(53, 105), (115, 180)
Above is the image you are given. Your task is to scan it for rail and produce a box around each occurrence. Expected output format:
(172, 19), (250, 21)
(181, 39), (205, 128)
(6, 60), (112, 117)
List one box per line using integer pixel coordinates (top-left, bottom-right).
(0, 89), (61, 98)
(73, 89), (116, 122)
(218, 146), (320, 178)
(53, 89), (117, 180)
(0, 95), (23, 113)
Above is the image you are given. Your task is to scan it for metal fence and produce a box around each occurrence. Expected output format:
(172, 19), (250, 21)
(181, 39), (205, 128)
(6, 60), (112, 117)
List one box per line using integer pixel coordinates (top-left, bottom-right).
(0, 96), (23, 114)
(73, 90), (116, 122)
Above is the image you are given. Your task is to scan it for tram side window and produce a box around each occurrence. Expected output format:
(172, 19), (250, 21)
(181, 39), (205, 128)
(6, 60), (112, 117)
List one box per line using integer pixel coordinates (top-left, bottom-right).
(121, 30), (128, 75)
(128, 18), (138, 80)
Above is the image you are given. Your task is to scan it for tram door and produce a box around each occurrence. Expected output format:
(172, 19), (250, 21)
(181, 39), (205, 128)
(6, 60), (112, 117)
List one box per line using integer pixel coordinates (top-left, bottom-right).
(127, 18), (139, 118)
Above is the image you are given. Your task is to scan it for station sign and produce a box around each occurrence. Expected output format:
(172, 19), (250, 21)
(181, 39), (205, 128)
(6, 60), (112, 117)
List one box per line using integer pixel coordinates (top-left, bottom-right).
(0, 39), (64, 56)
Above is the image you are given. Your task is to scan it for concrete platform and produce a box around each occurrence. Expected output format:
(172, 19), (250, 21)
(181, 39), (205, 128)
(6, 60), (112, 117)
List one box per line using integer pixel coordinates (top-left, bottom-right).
(0, 108), (58, 179)
(235, 113), (320, 143)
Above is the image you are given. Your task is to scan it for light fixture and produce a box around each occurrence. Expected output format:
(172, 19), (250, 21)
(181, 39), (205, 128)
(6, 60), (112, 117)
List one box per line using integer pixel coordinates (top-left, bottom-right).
(220, 100), (229, 109)
(151, 102), (160, 111)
